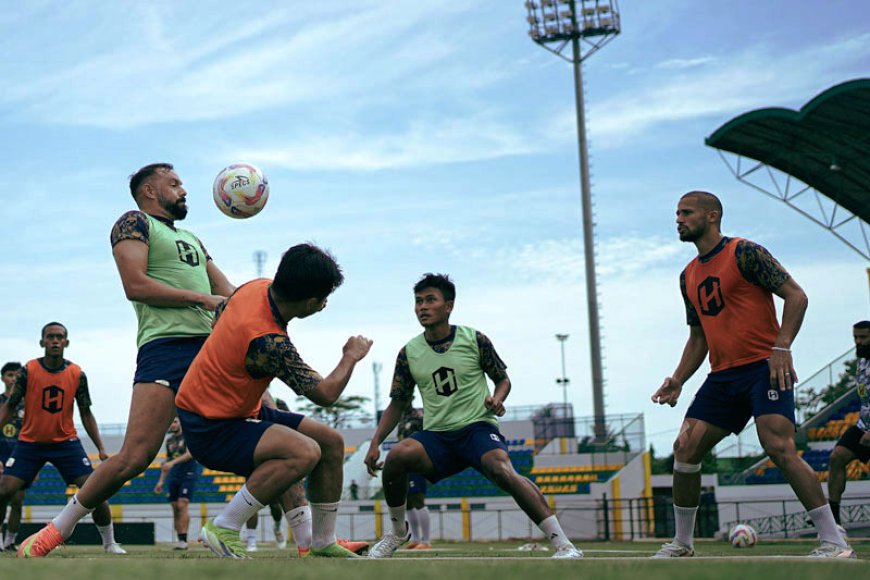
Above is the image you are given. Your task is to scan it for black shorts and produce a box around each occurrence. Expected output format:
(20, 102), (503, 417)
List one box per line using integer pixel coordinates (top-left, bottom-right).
(178, 405), (305, 477)
(407, 472), (427, 495)
(835, 425), (870, 463)
(134, 336), (207, 391)
(410, 421), (508, 483)
(685, 360), (795, 434)
(4, 439), (93, 486)
(166, 469), (199, 502)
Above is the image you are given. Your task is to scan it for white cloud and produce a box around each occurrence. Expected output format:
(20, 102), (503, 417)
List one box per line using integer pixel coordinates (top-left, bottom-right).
(228, 115), (537, 171)
(653, 56), (717, 70)
(1, 3), (483, 130)
(545, 32), (870, 149)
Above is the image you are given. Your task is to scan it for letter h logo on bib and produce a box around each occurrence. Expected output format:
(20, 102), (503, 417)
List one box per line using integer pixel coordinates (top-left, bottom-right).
(697, 276), (725, 317)
(432, 367), (458, 397)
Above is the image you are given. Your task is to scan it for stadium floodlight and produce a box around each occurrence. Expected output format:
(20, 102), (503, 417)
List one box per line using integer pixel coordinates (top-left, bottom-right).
(525, 1), (620, 443)
(555, 334), (571, 409)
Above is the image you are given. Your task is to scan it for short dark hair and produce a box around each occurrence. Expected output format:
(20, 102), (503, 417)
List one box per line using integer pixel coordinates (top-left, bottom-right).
(681, 190), (723, 219)
(41, 322), (68, 338)
(854, 320), (870, 330)
(272, 243), (344, 301)
(414, 273), (456, 302)
(1, 362), (21, 375)
(129, 163), (174, 199)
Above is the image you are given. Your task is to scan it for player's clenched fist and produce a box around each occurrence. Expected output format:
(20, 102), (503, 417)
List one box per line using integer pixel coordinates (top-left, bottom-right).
(344, 335), (373, 362)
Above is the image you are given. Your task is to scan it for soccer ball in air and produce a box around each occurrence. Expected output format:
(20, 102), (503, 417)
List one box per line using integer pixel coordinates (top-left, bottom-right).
(728, 523), (758, 548)
(212, 163), (269, 219)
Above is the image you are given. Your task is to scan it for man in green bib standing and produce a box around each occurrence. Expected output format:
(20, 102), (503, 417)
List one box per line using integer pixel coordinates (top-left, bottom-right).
(364, 273), (582, 559)
(20, 163), (234, 557)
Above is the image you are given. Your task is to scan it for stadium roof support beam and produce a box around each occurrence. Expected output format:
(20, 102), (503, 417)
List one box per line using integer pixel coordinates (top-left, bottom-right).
(706, 78), (870, 262)
(715, 149), (870, 261)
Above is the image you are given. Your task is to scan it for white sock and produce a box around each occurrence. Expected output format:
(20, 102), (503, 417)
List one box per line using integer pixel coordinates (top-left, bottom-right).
(52, 494), (94, 539)
(673, 505), (698, 547)
(96, 524), (116, 546)
(537, 515), (571, 550)
(418, 507), (431, 543)
(808, 504), (847, 547)
(4, 530), (17, 547)
(214, 485), (265, 532)
(407, 508), (421, 542)
(388, 504), (408, 537)
(285, 506), (312, 549)
(310, 502), (339, 550)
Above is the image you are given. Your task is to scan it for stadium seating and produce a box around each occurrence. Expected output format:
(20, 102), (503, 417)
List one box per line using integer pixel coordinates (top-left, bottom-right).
(22, 438), (618, 504)
(530, 463), (619, 494)
(22, 455), (229, 505)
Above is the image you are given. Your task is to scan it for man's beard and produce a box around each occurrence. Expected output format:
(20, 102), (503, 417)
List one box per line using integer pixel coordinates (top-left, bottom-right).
(679, 227), (703, 242)
(857, 343), (870, 359)
(161, 197), (188, 220)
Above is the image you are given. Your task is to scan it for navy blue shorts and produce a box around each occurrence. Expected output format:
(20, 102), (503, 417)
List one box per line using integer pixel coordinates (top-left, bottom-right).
(3, 439), (93, 486)
(410, 421), (508, 483)
(0, 441), (15, 464)
(166, 466), (199, 502)
(835, 425), (870, 463)
(686, 359), (795, 434)
(134, 336), (207, 391)
(407, 472), (427, 495)
(178, 405), (305, 477)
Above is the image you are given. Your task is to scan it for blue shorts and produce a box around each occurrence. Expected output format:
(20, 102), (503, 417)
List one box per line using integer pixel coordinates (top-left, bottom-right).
(178, 405), (305, 477)
(3, 439), (93, 486)
(410, 421), (508, 483)
(0, 440), (15, 464)
(686, 359), (795, 434)
(166, 465), (199, 502)
(408, 472), (427, 495)
(134, 336), (207, 391)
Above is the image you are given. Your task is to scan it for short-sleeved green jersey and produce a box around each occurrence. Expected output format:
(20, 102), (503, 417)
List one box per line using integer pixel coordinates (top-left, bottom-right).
(133, 214), (213, 347)
(405, 325), (497, 432)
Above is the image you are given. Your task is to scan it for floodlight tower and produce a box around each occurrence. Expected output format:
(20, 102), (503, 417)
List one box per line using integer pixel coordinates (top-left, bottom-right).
(555, 333), (570, 408)
(525, 0), (620, 442)
(253, 250), (267, 277)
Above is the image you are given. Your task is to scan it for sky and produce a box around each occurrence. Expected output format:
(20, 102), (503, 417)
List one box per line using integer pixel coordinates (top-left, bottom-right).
(0, 1), (868, 456)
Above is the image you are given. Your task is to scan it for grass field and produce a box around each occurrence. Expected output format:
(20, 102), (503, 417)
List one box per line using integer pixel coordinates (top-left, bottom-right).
(1, 539), (867, 580)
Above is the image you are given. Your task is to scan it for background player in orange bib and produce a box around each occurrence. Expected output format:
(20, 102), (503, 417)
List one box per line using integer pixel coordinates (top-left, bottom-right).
(0, 323), (125, 555)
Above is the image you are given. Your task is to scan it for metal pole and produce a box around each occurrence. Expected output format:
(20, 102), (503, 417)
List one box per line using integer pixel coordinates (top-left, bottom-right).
(253, 250), (267, 278)
(782, 500), (788, 538)
(556, 334), (570, 409)
(372, 362), (382, 420)
(570, 31), (607, 442)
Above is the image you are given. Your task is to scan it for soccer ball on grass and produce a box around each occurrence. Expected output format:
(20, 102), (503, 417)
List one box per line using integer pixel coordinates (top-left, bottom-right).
(728, 523), (758, 548)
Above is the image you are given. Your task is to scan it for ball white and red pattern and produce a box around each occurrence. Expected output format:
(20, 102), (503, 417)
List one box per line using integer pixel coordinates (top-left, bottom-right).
(212, 163), (269, 219)
(729, 523), (758, 548)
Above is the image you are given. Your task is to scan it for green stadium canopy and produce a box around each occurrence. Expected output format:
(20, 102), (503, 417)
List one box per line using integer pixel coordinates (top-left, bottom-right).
(705, 79), (870, 259)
